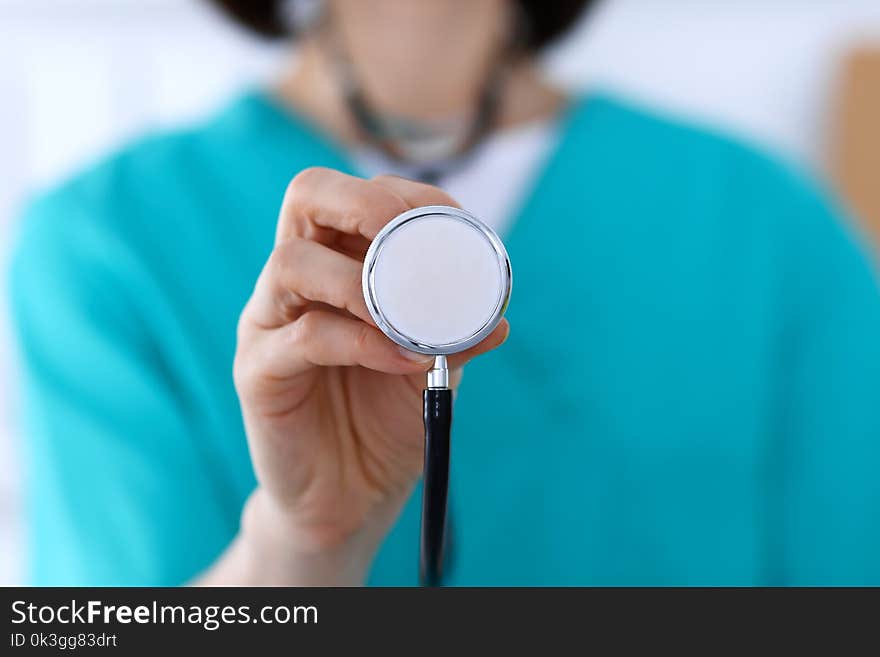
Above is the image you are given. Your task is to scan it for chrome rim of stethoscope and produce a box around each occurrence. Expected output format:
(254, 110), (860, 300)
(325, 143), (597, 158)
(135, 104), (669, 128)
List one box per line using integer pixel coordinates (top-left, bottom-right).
(362, 205), (512, 356)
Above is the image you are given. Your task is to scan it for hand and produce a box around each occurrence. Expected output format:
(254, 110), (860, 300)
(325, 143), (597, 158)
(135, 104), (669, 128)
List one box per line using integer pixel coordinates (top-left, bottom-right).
(231, 168), (509, 583)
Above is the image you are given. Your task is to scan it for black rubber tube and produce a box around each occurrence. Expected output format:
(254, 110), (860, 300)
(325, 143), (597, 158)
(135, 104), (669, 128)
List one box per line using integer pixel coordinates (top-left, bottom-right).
(420, 388), (452, 586)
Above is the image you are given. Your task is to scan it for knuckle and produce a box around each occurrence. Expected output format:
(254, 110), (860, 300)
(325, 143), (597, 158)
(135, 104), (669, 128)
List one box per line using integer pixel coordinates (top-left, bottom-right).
(371, 173), (408, 185)
(346, 263), (363, 295)
(266, 240), (313, 322)
(232, 353), (246, 385)
(281, 169), (331, 239)
(265, 246), (285, 278)
(372, 174), (457, 208)
(286, 166), (329, 199)
(366, 180), (408, 210)
(232, 350), (256, 393)
(264, 251), (288, 291)
(423, 187), (458, 207)
(279, 236), (307, 260)
(267, 239), (304, 279)
(345, 274), (367, 317)
(344, 193), (377, 230)
(235, 311), (251, 343)
(289, 311), (320, 347)
(353, 322), (373, 352)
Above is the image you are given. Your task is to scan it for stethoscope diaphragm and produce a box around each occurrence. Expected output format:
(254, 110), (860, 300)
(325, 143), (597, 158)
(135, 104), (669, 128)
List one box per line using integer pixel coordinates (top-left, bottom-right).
(363, 205), (511, 356)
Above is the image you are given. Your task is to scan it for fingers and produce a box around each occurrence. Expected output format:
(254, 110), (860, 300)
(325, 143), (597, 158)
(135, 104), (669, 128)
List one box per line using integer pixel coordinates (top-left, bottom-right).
(243, 237), (372, 330)
(244, 314), (509, 388)
(445, 319), (510, 371)
(276, 168), (463, 249)
(238, 314), (511, 401)
(252, 167), (467, 331)
(277, 168), (410, 245)
(243, 311), (436, 384)
(243, 166), (505, 384)
(371, 174), (460, 209)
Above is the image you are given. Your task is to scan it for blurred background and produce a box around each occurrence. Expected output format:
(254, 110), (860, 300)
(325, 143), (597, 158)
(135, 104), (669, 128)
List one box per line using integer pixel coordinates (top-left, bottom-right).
(1, 0), (879, 585)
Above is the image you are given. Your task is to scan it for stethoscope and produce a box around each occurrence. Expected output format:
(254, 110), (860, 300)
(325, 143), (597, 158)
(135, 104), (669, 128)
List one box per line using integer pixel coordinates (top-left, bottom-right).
(362, 206), (512, 586)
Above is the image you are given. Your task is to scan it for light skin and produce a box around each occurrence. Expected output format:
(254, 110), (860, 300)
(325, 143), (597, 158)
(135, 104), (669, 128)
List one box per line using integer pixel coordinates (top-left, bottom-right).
(197, 0), (566, 586)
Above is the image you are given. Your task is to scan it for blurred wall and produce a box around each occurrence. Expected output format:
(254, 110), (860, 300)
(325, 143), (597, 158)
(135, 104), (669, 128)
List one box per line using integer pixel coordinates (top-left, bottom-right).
(1, 0), (879, 584)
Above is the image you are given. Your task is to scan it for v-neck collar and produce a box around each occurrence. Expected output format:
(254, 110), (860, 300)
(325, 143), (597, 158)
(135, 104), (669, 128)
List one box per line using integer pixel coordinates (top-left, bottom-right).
(236, 87), (594, 249)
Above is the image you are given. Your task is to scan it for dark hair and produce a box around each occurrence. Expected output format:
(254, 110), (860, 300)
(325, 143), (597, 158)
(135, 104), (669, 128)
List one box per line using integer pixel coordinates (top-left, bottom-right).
(208, 0), (594, 51)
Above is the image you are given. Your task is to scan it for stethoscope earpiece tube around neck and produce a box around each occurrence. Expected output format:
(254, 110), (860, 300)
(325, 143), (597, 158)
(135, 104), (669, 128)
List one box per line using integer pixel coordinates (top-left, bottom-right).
(420, 355), (452, 586)
(362, 206), (512, 587)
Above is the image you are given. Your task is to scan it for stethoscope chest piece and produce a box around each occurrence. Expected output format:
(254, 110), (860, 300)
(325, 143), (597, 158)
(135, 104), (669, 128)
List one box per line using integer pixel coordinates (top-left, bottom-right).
(362, 205), (512, 585)
(363, 205), (511, 356)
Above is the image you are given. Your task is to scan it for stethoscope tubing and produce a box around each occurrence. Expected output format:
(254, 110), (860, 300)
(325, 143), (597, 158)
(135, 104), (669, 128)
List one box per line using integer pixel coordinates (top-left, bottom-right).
(420, 386), (453, 586)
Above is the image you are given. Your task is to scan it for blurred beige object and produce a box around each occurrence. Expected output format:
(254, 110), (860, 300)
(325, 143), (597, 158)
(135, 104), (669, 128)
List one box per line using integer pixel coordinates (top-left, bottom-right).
(832, 46), (880, 243)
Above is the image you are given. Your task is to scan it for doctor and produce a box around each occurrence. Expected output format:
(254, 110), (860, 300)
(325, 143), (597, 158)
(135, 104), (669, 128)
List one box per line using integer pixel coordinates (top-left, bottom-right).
(10, 0), (880, 586)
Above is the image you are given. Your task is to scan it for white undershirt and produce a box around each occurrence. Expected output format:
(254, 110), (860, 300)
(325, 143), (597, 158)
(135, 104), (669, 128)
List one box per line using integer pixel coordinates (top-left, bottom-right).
(350, 118), (560, 237)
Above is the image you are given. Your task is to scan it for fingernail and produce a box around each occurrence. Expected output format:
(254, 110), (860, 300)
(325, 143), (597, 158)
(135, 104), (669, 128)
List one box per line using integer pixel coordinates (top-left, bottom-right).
(399, 347), (433, 363)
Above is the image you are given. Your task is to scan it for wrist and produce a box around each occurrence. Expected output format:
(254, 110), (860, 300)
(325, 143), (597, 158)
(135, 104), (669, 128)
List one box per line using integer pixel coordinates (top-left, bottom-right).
(237, 488), (381, 586)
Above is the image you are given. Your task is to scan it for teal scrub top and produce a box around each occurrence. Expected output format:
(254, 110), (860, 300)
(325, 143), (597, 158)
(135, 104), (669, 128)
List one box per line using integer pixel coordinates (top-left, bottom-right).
(9, 91), (880, 586)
